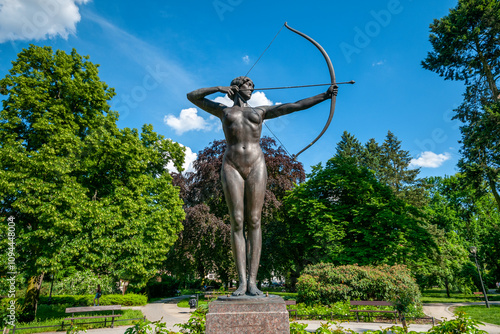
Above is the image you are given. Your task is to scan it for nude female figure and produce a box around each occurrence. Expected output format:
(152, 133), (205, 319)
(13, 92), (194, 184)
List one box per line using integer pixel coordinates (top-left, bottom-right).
(187, 77), (337, 296)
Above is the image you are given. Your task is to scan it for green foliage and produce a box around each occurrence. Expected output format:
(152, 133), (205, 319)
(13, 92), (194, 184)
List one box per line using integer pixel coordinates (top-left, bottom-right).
(297, 263), (422, 315)
(422, 0), (500, 288)
(290, 321), (309, 334)
(427, 311), (487, 333)
(423, 175), (500, 292)
(335, 131), (426, 207)
(0, 298), (21, 328)
(363, 312), (489, 334)
(125, 319), (177, 334)
(48, 270), (118, 295)
(38, 293), (147, 306)
(364, 326), (419, 334)
(282, 155), (435, 289)
(422, 0), (500, 85)
(290, 320), (355, 334)
(175, 305), (207, 333)
(0, 45), (185, 320)
(66, 325), (87, 334)
(288, 302), (350, 319)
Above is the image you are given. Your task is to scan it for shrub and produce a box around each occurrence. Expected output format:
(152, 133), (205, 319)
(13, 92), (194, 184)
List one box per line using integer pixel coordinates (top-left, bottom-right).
(39, 293), (147, 306)
(427, 311), (487, 334)
(297, 263), (422, 314)
(47, 271), (118, 295)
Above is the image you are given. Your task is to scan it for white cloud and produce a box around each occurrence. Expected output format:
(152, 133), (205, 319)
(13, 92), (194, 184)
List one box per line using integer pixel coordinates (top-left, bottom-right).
(410, 151), (451, 168)
(214, 91), (274, 107)
(242, 55), (250, 64)
(0, 0), (90, 43)
(164, 108), (218, 135)
(166, 144), (197, 173)
(372, 60), (385, 66)
(248, 91), (274, 107)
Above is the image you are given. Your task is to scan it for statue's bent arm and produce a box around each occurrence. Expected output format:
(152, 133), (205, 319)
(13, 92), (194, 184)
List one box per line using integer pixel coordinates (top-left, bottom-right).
(186, 86), (228, 119)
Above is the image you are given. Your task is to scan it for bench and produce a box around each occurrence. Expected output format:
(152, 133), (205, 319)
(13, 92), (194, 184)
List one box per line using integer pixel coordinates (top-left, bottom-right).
(285, 300), (297, 320)
(350, 301), (400, 324)
(473, 292), (484, 300)
(64, 305), (122, 328)
(204, 291), (218, 300)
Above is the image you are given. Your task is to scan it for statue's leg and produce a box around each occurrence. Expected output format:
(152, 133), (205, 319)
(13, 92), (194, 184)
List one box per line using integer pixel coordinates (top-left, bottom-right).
(221, 163), (247, 296)
(245, 157), (267, 296)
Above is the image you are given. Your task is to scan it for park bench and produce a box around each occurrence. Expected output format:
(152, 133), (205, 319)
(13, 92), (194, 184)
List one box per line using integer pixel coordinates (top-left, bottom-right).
(285, 300), (297, 320)
(204, 291), (218, 300)
(349, 301), (401, 324)
(473, 292), (484, 300)
(64, 305), (122, 328)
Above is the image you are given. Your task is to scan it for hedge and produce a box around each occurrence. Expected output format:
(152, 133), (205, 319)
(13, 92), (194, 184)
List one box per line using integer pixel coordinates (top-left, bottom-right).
(39, 293), (147, 306)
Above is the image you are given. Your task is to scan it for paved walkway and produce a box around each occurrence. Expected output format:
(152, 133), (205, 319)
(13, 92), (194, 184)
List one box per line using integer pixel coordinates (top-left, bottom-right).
(32, 297), (500, 333)
(422, 301), (500, 334)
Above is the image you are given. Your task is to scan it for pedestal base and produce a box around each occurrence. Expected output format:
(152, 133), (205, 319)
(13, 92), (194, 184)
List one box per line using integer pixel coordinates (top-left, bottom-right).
(205, 295), (290, 334)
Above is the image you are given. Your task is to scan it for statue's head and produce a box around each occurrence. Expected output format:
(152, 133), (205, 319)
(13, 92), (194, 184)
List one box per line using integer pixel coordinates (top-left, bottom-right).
(229, 76), (253, 101)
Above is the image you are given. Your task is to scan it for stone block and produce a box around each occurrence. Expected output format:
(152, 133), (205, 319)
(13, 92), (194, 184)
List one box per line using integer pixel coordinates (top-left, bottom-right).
(205, 294), (290, 334)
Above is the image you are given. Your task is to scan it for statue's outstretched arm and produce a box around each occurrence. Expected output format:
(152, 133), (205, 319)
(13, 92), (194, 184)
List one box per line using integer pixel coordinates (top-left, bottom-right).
(263, 85), (337, 120)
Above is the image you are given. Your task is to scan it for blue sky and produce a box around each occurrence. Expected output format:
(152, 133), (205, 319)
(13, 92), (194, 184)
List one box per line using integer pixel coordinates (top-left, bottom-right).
(0, 0), (466, 177)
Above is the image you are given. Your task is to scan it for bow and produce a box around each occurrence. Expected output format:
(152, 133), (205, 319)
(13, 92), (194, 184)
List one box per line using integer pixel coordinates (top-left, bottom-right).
(284, 22), (337, 160)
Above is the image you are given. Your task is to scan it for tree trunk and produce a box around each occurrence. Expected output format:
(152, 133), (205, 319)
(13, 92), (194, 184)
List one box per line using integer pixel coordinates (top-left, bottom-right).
(445, 276), (451, 298)
(21, 274), (44, 322)
(486, 171), (500, 212)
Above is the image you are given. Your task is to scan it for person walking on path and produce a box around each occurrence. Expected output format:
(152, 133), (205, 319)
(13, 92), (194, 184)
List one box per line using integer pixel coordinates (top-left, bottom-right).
(93, 284), (102, 306)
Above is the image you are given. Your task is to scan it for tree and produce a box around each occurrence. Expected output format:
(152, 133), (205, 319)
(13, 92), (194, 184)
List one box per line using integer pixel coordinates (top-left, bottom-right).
(425, 174), (500, 288)
(0, 45), (185, 320)
(168, 137), (305, 284)
(335, 131), (426, 206)
(281, 155), (436, 289)
(422, 0), (500, 210)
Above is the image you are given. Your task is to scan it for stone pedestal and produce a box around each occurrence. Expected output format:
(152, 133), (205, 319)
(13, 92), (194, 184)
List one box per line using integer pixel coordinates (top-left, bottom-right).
(205, 294), (290, 334)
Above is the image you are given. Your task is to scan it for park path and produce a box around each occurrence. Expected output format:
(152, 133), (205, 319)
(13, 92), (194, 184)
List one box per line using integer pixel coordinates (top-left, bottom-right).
(422, 301), (500, 334)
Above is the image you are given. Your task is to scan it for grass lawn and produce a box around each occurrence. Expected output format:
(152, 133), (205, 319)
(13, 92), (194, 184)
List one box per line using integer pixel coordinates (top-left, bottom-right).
(421, 289), (500, 303)
(14, 304), (144, 333)
(454, 304), (500, 326)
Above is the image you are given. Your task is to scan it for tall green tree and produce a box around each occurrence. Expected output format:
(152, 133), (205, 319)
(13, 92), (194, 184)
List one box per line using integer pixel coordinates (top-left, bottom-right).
(0, 45), (185, 320)
(422, 0), (500, 210)
(281, 155), (436, 290)
(425, 175), (500, 287)
(335, 131), (425, 206)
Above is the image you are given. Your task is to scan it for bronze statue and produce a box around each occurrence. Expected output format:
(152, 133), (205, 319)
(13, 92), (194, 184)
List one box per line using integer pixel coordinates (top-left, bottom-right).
(187, 77), (337, 296)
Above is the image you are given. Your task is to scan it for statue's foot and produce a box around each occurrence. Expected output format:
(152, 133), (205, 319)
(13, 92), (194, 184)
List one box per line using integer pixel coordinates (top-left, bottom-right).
(247, 283), (263, 296)
(232, 284), (247, 296)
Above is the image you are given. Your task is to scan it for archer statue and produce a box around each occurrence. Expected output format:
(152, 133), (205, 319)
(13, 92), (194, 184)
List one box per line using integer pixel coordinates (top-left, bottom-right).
(187, 77), (337, 296)
(186, 22), (343, 297)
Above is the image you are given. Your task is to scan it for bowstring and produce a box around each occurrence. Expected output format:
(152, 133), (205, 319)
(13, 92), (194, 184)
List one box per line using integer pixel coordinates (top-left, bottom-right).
(245, 23), (285, 77)
(244, 23), (294, 158)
